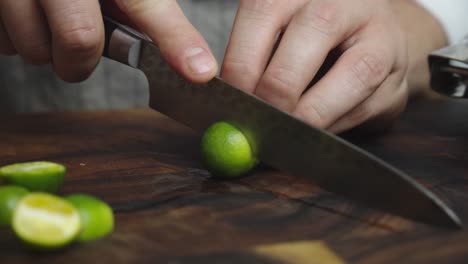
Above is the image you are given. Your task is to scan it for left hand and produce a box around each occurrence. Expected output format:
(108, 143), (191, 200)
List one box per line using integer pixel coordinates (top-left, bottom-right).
(221, 0), (409, 133)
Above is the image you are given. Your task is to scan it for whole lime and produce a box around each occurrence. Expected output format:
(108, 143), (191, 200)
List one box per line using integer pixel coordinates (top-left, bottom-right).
(0, 185), (29, 226)
(65, 194), (114, 242)
(201, 122), (257, 178)
(0, 161), (66, 193)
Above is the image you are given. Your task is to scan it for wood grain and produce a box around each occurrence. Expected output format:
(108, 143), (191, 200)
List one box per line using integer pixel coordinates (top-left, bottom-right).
(1, 96), (468, 263)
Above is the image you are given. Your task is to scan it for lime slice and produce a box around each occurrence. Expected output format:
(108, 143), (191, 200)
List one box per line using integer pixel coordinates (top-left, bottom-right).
(0, 185), (29, 226)
(65, 194), (114, 242)
(201, 121), (257, 178)
(12, 193), (80, 250)
(0, 161), (66, 193)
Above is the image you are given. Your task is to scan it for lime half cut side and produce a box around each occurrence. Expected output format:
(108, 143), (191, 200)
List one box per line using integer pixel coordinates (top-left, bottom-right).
(0, 161), (66, 193)
(12, 193), (80, 250)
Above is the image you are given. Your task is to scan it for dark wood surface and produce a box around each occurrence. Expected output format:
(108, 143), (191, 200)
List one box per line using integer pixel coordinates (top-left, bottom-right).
(1, 95), (468, 263)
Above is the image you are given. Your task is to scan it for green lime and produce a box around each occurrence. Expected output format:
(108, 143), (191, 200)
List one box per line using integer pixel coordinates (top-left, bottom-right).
(12, 193), (81, 250)
(65, 194), (114, 242)
(0, 185), (29, 227)
(0, 161), (66, 193)
(201, 121), (257, 178)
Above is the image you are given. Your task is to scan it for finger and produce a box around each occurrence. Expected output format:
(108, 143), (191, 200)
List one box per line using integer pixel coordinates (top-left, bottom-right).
(293, 41), (394, 129)
(100, 0), (135, 27)
(40, 0), (104, 82)
(115, 0), (217, 83)
(0, 20), (16, 55)
(328, 75), (408, 134)
(255, 0), (370, 112)
(0, 0), (50, 63)
(221, 0), (306, 92)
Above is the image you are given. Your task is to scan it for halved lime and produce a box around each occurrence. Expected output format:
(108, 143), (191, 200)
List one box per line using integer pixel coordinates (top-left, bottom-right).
(0, 185), (29, 226)
(12, 193), (80, 250)
(65, 194), (114, 242)
(0, 161), (66, 193)
(201, 121), (258, 178)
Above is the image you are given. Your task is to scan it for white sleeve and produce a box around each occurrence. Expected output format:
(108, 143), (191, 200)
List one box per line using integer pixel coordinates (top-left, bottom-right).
(414, 0), (468, 44)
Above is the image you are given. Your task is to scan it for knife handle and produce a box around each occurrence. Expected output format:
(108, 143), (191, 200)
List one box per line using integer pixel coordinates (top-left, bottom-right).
(102, 16), (148, 68)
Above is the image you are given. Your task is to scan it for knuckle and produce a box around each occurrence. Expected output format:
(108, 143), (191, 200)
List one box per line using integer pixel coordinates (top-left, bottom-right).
(240, 0), (280, 13)
(350, 52), (389, 93)
(119, 0), (172, 15)
(295, 1), (342, 37)
(2, 25), (50, 62)
(348, 104), (374, 125)
(221, 60), (261, 92)
(238, 0), (283, 25)
(56, 23), (101, 55)
(294, 102), (328, 129)
(260, 67), (298, 99)
(353, 83), (408, 131)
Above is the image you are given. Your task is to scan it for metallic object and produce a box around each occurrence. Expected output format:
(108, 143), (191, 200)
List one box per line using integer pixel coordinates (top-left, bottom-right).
(429, 39), (468, 98)
(103, 17), (462, 228)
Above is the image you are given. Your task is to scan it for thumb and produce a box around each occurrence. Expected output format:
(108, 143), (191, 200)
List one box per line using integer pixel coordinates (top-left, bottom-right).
(110, 0), (217, 83)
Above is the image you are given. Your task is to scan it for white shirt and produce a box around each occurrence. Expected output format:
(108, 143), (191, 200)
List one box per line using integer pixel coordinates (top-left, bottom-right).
(415, 0), (468, 44)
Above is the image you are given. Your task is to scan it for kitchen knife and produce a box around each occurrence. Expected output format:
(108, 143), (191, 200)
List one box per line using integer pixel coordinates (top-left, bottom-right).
(103, 17), (462, 228)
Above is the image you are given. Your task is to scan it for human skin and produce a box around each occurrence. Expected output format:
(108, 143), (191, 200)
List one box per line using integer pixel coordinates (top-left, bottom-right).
(0, 0), (447, 133)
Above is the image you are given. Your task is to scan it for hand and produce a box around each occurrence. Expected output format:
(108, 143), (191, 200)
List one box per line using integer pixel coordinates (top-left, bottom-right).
(221, 0), (409, 133)
(0, 0), (218, 83)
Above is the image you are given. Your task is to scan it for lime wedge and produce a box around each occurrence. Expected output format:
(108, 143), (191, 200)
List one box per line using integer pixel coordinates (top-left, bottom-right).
(12, 193), (80, 250)
(0, 161), (66, 193)
(66, 194), (114, 242)
(0, 185), (29, 226)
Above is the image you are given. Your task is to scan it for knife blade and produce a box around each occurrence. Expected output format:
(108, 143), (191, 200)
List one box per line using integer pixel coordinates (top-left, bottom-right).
(102, 17), (462, 228)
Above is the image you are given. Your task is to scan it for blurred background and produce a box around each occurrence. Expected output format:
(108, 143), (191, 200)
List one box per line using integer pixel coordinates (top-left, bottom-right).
(0, 0), (239, 112)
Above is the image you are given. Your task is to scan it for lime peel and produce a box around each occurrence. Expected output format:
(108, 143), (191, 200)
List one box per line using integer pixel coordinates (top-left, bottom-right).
(0, 161), (66, 193)
(0, 185), (29, 227)
(201, 122), (258, 178)
(66, 194), (114, 242)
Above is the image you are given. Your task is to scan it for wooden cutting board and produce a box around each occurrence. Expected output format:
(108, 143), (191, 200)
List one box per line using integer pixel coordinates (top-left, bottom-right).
(1, 95), (468, 263)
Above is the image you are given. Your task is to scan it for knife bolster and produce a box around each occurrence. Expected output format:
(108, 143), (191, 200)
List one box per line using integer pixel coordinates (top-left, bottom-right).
(103, 16), (143, 68)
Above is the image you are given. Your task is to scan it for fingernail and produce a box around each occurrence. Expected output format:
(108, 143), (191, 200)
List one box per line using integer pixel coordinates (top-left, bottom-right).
(185, 48), (215, 74)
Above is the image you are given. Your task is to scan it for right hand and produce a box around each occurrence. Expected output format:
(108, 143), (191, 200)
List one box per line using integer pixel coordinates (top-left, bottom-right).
(0, 0), (217, 83)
